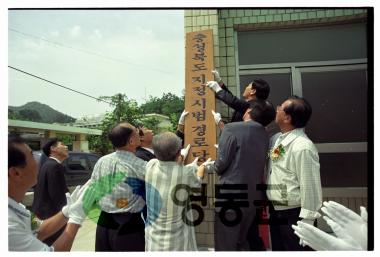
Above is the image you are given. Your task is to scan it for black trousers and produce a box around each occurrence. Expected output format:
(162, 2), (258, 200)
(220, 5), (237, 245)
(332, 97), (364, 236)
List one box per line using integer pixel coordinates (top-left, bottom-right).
(214, 208), (265, 251)
(269, 205), (313, 251)
(246, 217), (265, 251)
(95, 211), (145, 251)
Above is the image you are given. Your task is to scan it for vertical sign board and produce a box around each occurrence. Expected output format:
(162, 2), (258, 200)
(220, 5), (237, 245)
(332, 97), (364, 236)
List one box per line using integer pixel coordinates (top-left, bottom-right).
(184, 29), (217, 164)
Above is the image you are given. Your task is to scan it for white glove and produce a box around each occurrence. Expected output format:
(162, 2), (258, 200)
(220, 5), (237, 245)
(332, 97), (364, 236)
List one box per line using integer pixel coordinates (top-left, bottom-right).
(61, 185), (81, 218)
(212, 69), (222, 83)
(201, 158), (215, 173)
(298, 219), (314, 246)
(360, 206), (367, 223)
(214, 144), (218, 149)
(180, 144), (191, 160)
(211, 110), (222, 125)
(186, 157), (199, 169)
(206, 81), (222, 93)
(321, 201), (367, 250)
(67, 182), (93, 225)
(178, 110), (189, 125)
(292, 221), (362, 251)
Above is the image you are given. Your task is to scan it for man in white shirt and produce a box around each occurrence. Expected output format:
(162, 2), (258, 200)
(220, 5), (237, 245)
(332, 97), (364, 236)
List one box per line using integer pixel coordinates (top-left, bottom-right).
(266, 95), (322, 251)
(8, 135), (86, 251)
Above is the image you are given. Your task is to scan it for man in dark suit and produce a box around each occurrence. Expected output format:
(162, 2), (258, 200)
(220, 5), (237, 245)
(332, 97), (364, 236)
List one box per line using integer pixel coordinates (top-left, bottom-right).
(32, 138), (69, 246)
(135, 127), (155, 161)
(212, 100), (275, 251)
(207, 69), (270, 129)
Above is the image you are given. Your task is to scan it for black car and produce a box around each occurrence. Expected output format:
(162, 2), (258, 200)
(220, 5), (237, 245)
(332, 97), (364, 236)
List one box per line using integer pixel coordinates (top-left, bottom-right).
(32, 151), (100, 187)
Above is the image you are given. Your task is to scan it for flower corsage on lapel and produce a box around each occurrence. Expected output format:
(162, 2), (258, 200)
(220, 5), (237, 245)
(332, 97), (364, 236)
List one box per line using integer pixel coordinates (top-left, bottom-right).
(269, 144), (285, 161)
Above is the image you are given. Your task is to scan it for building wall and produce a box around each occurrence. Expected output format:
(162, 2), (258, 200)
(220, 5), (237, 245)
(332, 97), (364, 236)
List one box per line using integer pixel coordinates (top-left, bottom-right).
(184, 8), (368, 248)
(185, 8), (367, 118)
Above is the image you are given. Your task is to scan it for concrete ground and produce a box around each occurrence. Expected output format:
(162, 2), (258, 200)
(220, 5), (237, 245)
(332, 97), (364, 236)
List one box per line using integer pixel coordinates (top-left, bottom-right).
(71, 218), (96, 251)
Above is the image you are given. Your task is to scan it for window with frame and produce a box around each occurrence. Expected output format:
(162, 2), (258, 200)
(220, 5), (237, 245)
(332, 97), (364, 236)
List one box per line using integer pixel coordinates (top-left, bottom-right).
(236, 22), (368, 187)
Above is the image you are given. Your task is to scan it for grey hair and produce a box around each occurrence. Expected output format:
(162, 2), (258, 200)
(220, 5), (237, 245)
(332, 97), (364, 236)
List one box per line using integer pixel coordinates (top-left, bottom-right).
(152, 132), (182, 161)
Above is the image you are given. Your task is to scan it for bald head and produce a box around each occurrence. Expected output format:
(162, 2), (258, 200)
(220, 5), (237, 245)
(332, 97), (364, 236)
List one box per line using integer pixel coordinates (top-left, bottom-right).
(108, 122), (137, 148)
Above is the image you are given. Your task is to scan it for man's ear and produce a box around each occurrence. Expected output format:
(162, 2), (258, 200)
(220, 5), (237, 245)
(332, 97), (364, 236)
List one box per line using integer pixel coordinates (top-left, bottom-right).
(284, 114), (292, 124)
(250, 88), (256, 96)
(8, 167), (21, 179)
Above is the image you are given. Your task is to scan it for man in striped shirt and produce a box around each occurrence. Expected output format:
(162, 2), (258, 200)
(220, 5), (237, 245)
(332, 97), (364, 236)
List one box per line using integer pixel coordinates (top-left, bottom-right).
(145, 132), (209, 251)
(91, 122), (147, 251)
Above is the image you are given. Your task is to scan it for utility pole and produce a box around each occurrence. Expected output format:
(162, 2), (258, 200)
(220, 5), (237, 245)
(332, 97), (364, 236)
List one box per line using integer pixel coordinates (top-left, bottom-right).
(116, 93), (123, 122)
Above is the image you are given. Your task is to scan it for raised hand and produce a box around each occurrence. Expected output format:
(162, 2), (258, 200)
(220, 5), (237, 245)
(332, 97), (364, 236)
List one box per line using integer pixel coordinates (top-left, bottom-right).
(180, 144), (191, 160)
(186, 157), (199, 169)
(206, 81), (222, 93)
(67, 181), (94, 226)
(61, 185), (81, 218)
(178, 110), (189, 125)
(292, 220), (362, 250)
(212, 69), (222, 83)
(211, 110), (222, 125)
(321, 201), (367, 250)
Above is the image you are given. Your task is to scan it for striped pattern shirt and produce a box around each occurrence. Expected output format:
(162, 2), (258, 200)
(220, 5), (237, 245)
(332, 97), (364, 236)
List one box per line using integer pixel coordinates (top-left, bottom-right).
(90, 150), (147, 213)
(266, 128), (322, 219)
(145, 159), (201, 251)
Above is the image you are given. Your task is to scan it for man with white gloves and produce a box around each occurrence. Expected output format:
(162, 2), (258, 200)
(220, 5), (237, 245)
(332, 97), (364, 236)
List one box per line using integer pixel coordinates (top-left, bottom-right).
(8, 135), (88, 251)
(207, 69), (270, 129)
(292, 201), (367, 250)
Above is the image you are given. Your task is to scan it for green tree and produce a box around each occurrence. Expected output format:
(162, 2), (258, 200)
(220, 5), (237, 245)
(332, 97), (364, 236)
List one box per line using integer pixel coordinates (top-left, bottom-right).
(8, 109), (22, 120)
(140, 96), (162, 114)
(18, 109), (42, 122)
(140, 92), (184, 132)
(55, 114), (76, 123)
(88, 94), (143, 155)
(140, 117), (160, 134)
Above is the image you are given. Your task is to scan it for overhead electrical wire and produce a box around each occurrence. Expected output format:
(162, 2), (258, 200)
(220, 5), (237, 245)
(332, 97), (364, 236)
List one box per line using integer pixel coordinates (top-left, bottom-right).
(9, 27), (172, 75)
(8, 65), (115, 106)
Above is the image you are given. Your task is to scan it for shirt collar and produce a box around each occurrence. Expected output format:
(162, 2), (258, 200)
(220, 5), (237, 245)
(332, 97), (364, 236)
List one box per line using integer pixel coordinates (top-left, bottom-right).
(277, 128), (305, 147)
(49, 156), (61, 164)
(141, 147), (154, 155)
(8, 197), (30, 219)
(115, 149), (135, 157)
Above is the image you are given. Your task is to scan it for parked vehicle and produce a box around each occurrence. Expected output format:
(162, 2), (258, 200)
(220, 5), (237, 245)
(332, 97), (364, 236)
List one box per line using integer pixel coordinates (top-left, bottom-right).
(22, 151), (100, 207)
(32, 151), (100, 187)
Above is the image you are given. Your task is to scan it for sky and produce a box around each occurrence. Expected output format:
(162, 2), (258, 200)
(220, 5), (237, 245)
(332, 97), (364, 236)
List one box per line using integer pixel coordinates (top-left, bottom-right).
(8, 9), (185, 119)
